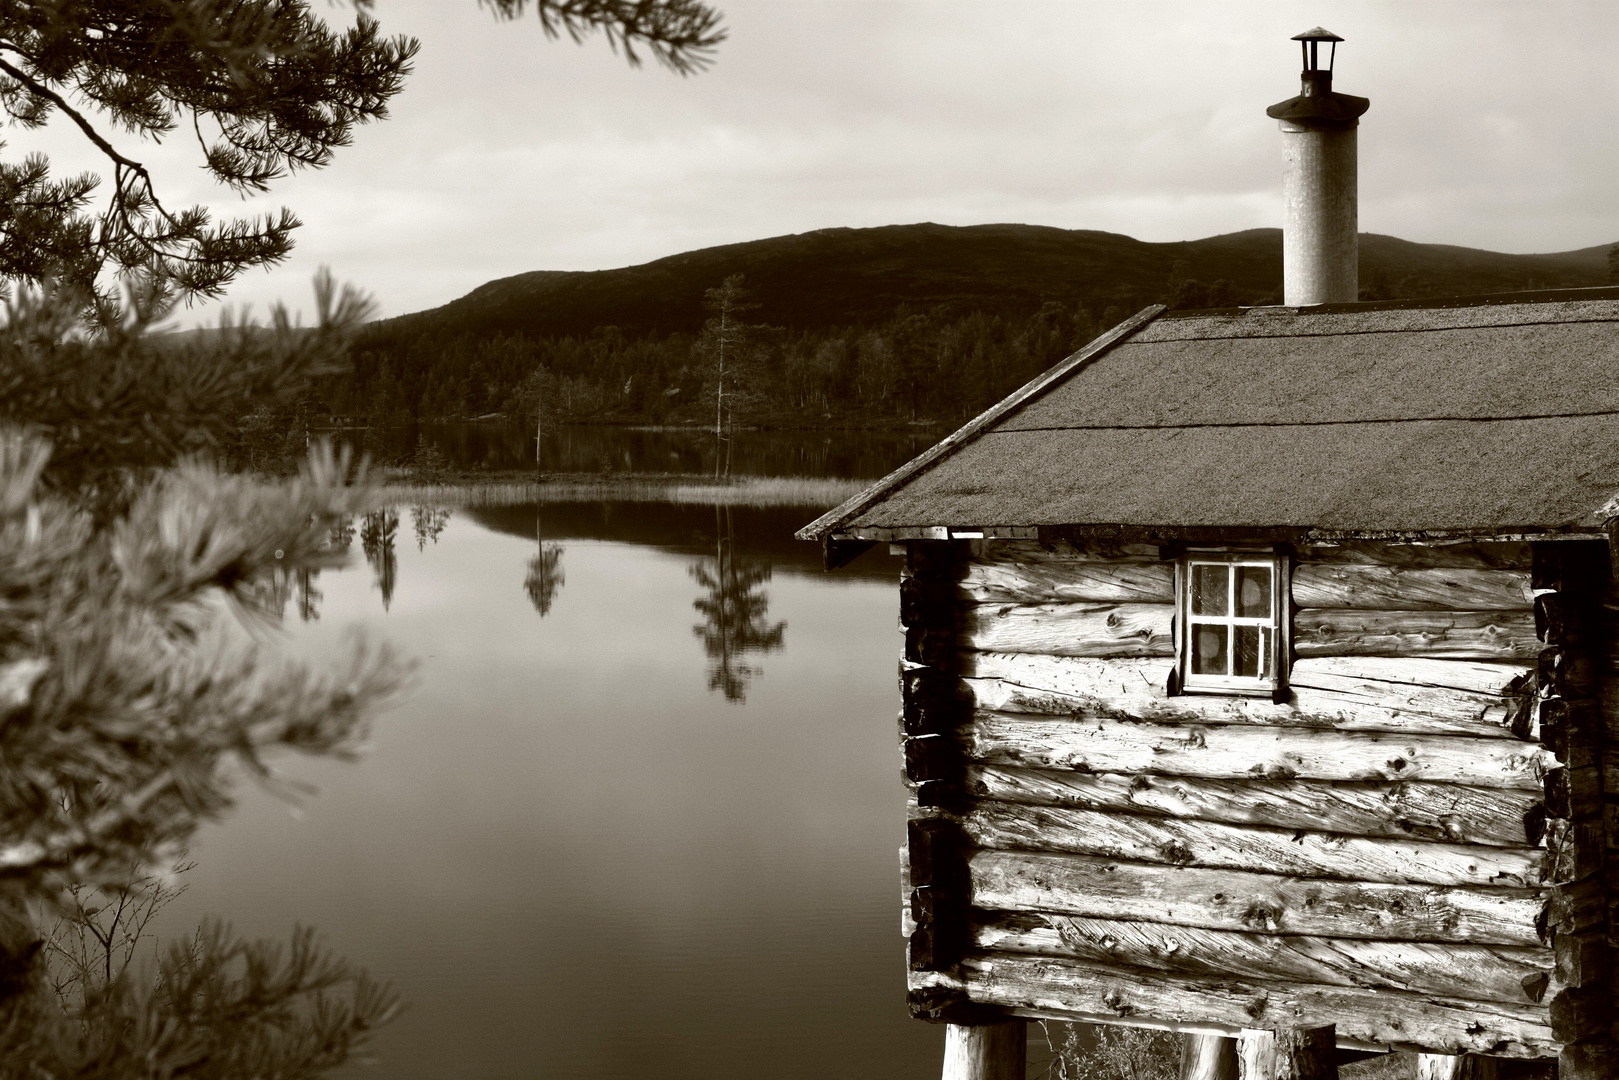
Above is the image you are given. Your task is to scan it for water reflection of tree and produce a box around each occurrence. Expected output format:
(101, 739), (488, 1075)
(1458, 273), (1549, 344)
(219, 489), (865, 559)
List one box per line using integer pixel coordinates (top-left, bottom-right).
(410, 504), (451, 550)
(523, 511), (565, 616)
(689, 506), (784, 702)
(329, 514), (355, 555)
(360, 508), (399, 611)
(245, 567), (323, 623)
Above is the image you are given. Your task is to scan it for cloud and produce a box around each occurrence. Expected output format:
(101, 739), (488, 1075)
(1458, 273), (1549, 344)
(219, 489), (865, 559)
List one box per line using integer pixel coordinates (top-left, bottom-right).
(12, 0), (1616, 325)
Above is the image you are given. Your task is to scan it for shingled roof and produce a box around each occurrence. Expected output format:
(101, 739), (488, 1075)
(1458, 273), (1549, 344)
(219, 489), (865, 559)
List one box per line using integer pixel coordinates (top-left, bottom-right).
(799, 290), (1619, 543)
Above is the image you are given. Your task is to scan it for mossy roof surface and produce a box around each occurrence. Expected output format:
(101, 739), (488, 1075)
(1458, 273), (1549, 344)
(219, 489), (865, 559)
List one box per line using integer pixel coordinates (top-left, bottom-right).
(808, 294), (1619, 537)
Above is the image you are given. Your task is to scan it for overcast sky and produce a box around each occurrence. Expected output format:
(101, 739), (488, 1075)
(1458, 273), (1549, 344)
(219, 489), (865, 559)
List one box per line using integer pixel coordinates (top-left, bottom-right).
(23, 1), (1619, 326)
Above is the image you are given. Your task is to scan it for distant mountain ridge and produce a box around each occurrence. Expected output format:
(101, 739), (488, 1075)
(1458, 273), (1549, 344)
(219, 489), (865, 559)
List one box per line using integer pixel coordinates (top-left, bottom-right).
(365, 223), (1615, 345)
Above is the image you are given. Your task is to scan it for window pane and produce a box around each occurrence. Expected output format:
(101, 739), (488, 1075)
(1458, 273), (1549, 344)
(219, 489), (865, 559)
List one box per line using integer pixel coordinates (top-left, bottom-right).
(1235, 625), (1263, 678)
(1192, 624), (1228, 675)
(1237, 565), (1272, 618)
(1192, 565), (1228, 616)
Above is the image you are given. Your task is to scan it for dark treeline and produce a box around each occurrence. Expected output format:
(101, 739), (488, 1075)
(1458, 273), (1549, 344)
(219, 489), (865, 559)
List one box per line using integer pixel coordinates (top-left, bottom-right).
(326, 283), (1202, 433)
(332, 303), (1138, 429)
(311, 239), (1616, 440)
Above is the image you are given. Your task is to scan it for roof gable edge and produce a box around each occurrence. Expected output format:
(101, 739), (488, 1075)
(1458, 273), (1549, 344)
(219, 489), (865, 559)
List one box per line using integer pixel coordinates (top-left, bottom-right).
(796, 303), (1168, 543)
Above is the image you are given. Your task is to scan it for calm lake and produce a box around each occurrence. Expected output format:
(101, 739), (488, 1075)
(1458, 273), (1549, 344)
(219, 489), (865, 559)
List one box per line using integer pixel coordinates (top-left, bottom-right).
(154, 424), (951, 1080)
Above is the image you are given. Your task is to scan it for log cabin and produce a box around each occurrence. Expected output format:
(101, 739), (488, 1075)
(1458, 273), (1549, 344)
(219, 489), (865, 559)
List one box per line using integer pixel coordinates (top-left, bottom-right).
(799, 29), (1619, 1080)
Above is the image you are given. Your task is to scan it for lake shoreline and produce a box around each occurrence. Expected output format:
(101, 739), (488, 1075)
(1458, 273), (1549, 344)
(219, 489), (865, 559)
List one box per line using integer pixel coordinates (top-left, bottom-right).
(377, 469), (872, 508)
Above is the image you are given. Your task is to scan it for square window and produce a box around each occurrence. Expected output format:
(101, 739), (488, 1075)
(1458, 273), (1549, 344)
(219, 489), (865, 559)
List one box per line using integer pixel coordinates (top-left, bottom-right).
(1178, 553), (1287, 696)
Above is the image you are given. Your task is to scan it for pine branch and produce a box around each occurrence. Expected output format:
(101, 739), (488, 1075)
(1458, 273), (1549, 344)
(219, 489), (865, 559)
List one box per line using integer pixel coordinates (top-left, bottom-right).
(480, 0), (726, 74)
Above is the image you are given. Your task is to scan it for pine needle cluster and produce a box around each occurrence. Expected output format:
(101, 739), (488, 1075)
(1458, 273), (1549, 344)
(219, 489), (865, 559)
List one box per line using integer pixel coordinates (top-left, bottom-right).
(0, 0), (419, 300)
(0, 0), (727, 1071)
(0, 281), (411, 1076)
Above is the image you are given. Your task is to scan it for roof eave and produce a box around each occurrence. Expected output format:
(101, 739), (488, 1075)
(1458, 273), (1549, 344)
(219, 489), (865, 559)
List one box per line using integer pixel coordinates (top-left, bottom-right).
(796, 303), (1168, 543)
(826, 522), (1608, 545)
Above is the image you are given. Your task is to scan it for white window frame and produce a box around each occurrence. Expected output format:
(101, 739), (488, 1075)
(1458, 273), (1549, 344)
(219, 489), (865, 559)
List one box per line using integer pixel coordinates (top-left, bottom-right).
(1175, 550), (1289, 697)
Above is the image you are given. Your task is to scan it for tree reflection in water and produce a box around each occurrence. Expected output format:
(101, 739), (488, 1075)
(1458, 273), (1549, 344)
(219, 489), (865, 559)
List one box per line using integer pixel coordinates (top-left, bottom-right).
(249, 567), (323, 623)
(523, 511), (565, 616)
(410, 505), (451, 550)
(360, 509), (399, 611)
(689, 506), (785, 702)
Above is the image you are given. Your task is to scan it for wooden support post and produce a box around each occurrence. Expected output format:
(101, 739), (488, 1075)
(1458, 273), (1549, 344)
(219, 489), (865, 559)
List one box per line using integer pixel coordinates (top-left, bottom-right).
(941, 1020), (1025, 1080)
(1415, 1054), (1498, 1080)
(1237, 1026), (1335, 1080)
(1181, 1033), (1239, 1080)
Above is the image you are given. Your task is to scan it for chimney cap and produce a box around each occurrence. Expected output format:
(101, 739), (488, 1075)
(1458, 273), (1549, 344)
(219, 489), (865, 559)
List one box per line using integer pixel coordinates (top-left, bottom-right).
(1269, 27), (1368, 125)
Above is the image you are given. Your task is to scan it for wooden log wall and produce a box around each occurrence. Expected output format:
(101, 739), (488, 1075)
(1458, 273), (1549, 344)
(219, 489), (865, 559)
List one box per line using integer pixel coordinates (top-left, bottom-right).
(895, 536), (1617, 1069)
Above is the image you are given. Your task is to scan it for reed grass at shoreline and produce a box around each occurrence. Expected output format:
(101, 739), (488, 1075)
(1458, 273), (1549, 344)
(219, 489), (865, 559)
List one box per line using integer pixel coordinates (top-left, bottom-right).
(377, 472), (871, 509)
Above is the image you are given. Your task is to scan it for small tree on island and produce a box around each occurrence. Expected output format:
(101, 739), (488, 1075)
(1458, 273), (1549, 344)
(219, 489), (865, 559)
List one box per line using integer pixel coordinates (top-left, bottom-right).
(512, 364), (566, 475)
(696, 274), (763, 478)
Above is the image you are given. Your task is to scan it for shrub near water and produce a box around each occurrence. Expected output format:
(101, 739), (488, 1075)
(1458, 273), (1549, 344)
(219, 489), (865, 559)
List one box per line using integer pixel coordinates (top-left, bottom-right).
(1040, 1023), (1178, 1080)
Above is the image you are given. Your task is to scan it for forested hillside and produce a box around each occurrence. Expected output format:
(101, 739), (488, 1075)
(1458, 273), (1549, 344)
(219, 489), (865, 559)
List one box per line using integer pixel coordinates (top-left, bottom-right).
(323, 223), (1614, 433)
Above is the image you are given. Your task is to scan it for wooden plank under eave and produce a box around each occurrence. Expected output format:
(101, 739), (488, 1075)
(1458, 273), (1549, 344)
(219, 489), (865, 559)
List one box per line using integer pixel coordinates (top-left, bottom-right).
(795, 304), (1167, 542)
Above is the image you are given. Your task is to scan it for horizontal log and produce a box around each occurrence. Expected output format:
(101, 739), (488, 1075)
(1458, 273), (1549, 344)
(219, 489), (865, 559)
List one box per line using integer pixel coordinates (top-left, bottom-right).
(1536, 541), (1609, 593)
(956, 952), (1558, 1057)
(903, 667), (973, 737)
(963, 764), (1541, 847)
(1291, 565), (1533, 612)
(954, 800), (1542, 887)
(970, 540), (1162, 565)
(957, 560), (1174, 605)
(971, 911), (1558, 1004)
(1544, 767), (1601, 823)
(906, 734), (959, 783)
(1293, 609), (1540, 660)
(900, 576), (957, 629)
(1536, 593), (1599, 648)
(907, 626), (959, 669)
(1538, 819), (1602, 884)
(1299, 542), (1530, 571)
(1289, 657), (1533, 739)
(1553, 931), (1607, 990)
(963, 654), (1534, 739)
(1598, 682), (1619, 741)
(909, 817), (967, 889)
(963, 712), (1554, 790)
(1291, 656), (1536, 697)
(968, 848), (1572, 946)
(964, 676), (1533, 741)
(960, 602), (1174, 658)
(1544, 653), (1599, 713)
(1537, 699), (1599, 768)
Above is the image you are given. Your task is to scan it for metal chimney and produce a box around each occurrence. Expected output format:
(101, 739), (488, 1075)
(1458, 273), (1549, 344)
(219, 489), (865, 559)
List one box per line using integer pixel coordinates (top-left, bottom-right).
(1266, 28), (1369, 305)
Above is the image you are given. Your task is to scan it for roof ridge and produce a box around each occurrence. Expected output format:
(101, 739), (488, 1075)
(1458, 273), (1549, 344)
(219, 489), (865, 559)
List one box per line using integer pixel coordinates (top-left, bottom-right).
(796, 303), (1167, 543)
(1163, 284), (1619, 319)
(1142, 314), (1619, 344)
(995, 407), (1619, 432)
